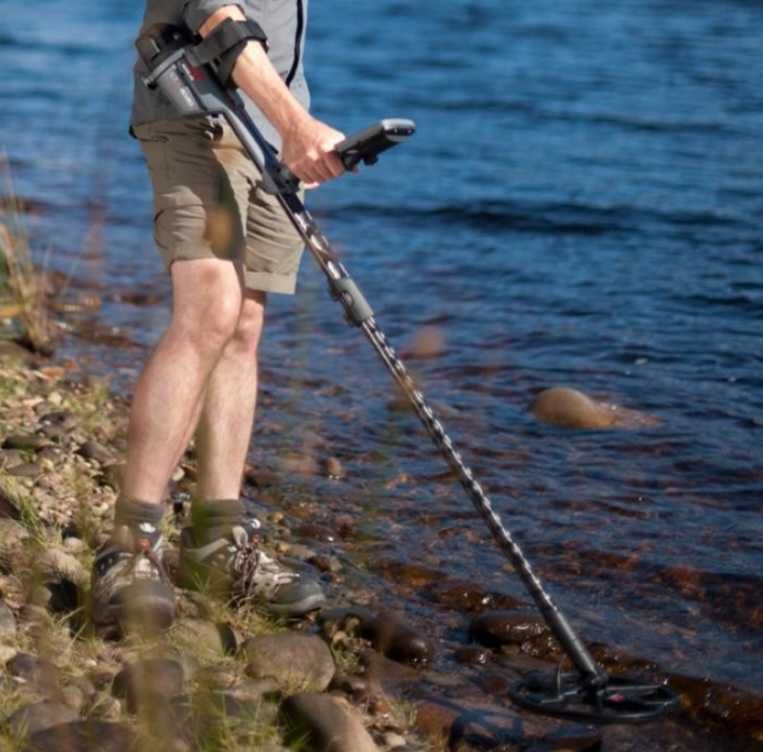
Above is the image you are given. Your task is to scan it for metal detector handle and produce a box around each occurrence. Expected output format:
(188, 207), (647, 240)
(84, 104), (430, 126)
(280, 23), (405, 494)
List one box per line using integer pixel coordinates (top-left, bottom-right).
(336, 118), (416, 169)
(276, 118), (416, 188)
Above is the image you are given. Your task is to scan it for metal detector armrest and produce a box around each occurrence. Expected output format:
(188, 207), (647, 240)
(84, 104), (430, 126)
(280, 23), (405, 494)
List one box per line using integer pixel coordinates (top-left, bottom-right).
(335, 119), (416, 170)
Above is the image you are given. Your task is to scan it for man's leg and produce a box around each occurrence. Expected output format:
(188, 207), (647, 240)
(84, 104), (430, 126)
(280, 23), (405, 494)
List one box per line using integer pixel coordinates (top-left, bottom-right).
(92, 258), (243, 634)
(194, 289), (266, 501)
(122, 259), (244, 504)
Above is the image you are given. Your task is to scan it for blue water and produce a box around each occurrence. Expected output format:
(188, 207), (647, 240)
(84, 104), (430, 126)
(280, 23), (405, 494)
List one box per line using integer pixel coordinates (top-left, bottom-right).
(2, 0), (762, 695)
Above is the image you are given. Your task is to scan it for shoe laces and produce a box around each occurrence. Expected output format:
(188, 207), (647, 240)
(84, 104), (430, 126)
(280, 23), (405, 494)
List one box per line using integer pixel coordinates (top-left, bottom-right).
(229, 526), (298, 601)
(128, 536), (169, 581)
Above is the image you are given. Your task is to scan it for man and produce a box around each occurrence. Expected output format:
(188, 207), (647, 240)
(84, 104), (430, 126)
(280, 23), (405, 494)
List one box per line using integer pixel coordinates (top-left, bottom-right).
(92, 0), (344, 634)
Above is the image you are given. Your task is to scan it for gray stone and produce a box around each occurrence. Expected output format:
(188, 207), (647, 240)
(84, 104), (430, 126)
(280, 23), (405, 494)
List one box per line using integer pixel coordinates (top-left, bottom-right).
(282, 693), (379, 752)
(6, 653), (60, 695)
(25, 720), (136, 752)
(171, 618), (231, 659)
(1, 435), (47, 452)
(242, 633), (335, 694)
(7, 701), (78, 736)
(112, 658), (185, 714)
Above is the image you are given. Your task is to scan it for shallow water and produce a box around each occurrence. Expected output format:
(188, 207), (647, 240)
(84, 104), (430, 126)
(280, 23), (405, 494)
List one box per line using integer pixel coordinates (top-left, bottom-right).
(2, 0), (762, 700)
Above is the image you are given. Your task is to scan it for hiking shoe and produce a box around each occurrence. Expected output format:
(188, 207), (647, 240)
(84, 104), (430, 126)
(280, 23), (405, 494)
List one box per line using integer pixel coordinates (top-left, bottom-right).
(91, 522), (175, 635)
(178, 520), (326, 617)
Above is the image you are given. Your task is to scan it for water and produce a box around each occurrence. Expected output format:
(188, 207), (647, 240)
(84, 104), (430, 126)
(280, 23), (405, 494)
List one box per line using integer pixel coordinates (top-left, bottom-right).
(2, 0), (762, 696)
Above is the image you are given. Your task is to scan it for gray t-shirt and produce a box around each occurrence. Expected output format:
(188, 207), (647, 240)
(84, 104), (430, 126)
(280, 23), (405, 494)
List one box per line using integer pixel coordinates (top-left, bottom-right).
(131, 0), (310, 149)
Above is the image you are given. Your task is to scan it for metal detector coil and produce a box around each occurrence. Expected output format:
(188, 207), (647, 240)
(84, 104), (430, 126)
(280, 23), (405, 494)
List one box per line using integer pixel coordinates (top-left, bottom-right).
(135, 22), (680, 725)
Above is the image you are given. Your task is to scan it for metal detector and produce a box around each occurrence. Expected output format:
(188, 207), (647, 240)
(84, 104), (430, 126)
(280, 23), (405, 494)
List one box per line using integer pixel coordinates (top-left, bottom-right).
(136, 24), (679, 725)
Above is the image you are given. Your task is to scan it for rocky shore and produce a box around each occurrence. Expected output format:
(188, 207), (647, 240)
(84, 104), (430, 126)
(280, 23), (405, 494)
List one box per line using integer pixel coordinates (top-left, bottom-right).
(0, 341), (761, 752)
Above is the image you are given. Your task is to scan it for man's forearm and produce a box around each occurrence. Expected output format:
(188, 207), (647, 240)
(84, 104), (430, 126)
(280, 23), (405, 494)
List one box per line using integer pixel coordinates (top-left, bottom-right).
(198, 5), (344, 185)
(198, 7), (311, 139)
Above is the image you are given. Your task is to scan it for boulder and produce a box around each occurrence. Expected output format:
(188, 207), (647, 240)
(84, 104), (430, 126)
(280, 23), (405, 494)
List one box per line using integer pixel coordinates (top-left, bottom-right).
(282, 693), (379, 752)
(242, 633), (335, 694)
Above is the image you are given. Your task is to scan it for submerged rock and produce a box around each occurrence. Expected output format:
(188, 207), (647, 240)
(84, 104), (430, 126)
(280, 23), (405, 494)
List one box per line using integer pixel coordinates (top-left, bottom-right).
(530, 386), (658, 430)
(469, 610), (554, 656)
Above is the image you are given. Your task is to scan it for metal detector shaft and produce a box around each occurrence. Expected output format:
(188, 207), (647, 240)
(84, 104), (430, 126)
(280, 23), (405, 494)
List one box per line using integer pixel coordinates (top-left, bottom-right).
(138, 35), (604, 682)
(200, 97), (603, 688)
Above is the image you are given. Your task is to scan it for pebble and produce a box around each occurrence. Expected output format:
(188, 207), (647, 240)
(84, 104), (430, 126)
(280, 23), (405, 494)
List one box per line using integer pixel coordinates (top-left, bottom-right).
(323, 456), (346, 479)
(383, 731), (408, 749)
(242, 632), (335, 694)
(1, 434), (47, 451)
(281, 693), (380, 752)
(7, 461), (42, 478)
(0, 518), (30, 546)
(63, 537), (86, 554)
(77, 440), (112, 465)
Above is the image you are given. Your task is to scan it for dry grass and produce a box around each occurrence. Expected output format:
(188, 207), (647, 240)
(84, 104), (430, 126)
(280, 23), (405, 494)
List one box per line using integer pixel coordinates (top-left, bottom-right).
(0, 157), (51, 353)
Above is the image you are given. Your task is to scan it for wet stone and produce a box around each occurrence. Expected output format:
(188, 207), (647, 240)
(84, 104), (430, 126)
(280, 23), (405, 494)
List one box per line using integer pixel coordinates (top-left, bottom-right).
(7, 701), (78, 736)
(242, 632), (335, 693)
(470, 610), (550, 650)
(361, 614), (434, 666)
(25, 720), (137, 752)
(414, 692), (601, 751)
(453, 646), (491, 666)
(282, 692), (380, 752)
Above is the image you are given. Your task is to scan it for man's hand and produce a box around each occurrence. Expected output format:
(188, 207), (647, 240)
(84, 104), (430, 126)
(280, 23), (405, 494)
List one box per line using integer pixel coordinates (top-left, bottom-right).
(198, 6), (346, 189)
(281, 116), (345, 189)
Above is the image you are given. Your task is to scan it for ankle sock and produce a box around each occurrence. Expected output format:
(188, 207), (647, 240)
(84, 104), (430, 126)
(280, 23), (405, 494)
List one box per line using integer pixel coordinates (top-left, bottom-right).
(114, 498), (164, 533)
(191, 498), (247, 544)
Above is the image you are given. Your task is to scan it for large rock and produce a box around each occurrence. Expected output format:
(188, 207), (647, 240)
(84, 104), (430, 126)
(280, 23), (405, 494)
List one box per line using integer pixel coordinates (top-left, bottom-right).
(530, 386), (658, 430)
(413, 692), (601, 751)
(7, 701), (78, 736)
(281, 693), (379, 752)
(24, 721), (136, 752)
(531, 387), (616, 429)
(242, 633), (335, 694)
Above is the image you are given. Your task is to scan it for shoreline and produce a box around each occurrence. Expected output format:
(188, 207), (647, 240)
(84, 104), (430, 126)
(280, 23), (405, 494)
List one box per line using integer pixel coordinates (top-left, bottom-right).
(0, 340), (760, 751)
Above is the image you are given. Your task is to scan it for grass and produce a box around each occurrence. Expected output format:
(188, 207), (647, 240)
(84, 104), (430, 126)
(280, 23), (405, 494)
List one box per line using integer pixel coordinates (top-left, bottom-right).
(0, 156), (52, 354)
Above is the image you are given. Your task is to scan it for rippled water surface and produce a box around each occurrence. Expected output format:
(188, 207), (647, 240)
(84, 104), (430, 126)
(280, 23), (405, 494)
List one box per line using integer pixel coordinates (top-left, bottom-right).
(2, 0), (762, 695)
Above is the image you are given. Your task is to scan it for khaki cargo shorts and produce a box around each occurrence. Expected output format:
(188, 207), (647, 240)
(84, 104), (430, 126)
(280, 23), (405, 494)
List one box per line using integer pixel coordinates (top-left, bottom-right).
(133, 116), (304, 294)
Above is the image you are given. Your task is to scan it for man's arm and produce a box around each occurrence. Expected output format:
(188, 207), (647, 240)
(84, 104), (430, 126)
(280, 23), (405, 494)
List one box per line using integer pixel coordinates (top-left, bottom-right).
(196, 5), (344, 187)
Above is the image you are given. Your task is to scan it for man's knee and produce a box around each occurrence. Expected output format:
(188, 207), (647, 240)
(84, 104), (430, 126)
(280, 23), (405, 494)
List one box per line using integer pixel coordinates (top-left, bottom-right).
(229, 290), (266, 355)
(170, 260), (243, 353)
